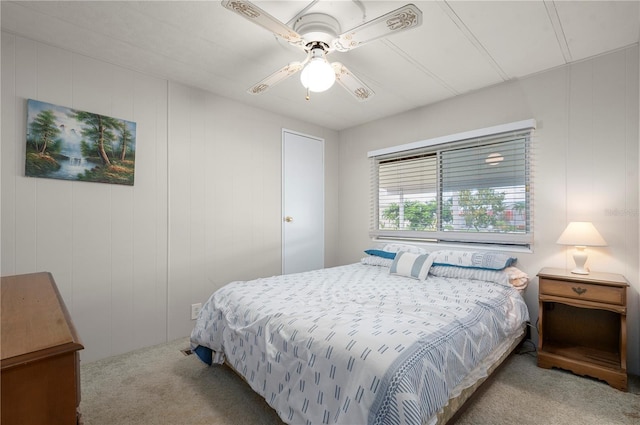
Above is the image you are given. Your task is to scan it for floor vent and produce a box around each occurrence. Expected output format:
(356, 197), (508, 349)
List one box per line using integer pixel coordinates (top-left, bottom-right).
(180, 348), (193, 356)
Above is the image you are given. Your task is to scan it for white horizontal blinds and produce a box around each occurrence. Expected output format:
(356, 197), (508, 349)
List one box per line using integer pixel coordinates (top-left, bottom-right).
(378, 153), (437, 231)
(439, 132), (530, 240)
(370, 123), (533, 247)
(441, 138), (527, 191)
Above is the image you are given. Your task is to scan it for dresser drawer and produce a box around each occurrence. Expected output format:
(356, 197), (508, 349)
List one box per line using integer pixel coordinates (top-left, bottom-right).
(539, 278), (625, 305)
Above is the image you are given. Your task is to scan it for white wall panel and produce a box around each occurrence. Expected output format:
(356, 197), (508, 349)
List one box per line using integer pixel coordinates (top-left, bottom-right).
(637, 44), (640, 374)
(590, 52), (632, 272)
(35, 178), (74, 312)
(166, 83), (192, 339)
(72, 187), (113, 360)
(132, 75), (169, 350)
(1, 34), (17, 274)
(13, 37), (38, 274)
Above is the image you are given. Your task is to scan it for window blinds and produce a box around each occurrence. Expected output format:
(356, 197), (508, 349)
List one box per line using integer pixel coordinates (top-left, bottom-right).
(369, 121), (534, 247)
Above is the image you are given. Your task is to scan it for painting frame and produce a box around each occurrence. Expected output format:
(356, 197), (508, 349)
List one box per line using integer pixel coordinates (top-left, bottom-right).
(25, 99), (137, 186)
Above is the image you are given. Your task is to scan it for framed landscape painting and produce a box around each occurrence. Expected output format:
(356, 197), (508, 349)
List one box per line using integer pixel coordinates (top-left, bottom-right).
(25, 99), (137, 185)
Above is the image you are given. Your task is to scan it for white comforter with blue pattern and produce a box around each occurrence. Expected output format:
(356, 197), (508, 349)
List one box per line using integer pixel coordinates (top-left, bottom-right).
(190, 263), (529, 425)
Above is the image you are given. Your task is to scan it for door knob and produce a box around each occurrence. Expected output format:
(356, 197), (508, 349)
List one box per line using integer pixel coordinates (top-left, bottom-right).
(284, 216), (294, 222)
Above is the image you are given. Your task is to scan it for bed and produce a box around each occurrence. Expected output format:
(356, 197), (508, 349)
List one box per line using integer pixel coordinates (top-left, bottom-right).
(190, 247), (530, 425)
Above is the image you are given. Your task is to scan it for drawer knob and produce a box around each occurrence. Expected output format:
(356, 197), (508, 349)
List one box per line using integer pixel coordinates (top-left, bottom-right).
(572, 287), (587, 296)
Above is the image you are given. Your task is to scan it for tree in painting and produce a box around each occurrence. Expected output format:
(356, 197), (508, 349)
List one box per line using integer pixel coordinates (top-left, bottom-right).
(25, 109), (64, 175)
(72, 111), (120, 166)
(118, 121), (134, 161)
(28, 109), (62, 155)
(72, 111), (135, 185)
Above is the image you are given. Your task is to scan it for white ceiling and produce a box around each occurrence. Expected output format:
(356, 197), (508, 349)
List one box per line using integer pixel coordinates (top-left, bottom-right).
(2, 1), (639, 131)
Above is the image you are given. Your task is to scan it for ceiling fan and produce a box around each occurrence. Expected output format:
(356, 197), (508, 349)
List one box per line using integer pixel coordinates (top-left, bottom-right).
(221, 0), (423, 101)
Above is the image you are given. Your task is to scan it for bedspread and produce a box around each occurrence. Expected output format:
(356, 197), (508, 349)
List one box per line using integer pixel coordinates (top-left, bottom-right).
(190, 263), (529, 425)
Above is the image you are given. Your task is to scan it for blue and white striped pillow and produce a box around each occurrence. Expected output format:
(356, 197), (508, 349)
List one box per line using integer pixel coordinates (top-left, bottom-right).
(430, 250), (516, 270)
(389, 251), (433, 280)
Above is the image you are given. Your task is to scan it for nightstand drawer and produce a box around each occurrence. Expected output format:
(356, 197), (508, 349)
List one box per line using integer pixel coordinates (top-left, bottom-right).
(539, 278), (624, 305)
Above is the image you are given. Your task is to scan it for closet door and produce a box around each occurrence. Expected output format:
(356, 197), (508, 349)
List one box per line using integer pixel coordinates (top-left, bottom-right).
(282, 130), (324, 274)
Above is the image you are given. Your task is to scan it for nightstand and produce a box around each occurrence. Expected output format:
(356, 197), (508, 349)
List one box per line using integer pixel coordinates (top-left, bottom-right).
(537, 267), (628, 391)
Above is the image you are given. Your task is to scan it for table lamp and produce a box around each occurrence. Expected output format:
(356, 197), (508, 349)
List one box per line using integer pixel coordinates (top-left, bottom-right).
(556, 221), (607, 274)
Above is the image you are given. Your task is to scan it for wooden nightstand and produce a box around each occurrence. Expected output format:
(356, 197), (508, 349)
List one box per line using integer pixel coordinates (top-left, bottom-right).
(537, 267), (628, 391)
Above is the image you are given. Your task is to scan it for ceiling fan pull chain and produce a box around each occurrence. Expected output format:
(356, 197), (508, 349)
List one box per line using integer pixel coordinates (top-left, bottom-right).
(305, 87), (310, 101)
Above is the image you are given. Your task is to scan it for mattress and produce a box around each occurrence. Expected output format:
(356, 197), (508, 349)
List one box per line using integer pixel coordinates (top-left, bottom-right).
(190, 262), (529, 425)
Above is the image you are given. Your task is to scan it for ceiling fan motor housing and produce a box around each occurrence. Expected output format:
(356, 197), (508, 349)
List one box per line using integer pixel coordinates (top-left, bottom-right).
(293, 13), (341, 49)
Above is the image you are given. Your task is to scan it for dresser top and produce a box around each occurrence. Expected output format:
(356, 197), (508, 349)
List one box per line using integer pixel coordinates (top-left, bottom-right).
(538, 267), (628, 287)
(1, 272), (83, 363)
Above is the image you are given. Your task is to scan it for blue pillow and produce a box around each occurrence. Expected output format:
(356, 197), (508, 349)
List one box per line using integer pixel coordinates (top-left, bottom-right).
(364, 249), (396, 259)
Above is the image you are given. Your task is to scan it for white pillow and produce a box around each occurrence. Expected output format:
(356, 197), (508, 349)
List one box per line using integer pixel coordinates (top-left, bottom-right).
(430, 249), (516, 270)
(504, 267), (529, 289)
(382, 243), (428, 255)
(389, 251), (433, 280)
(427, 265), (529, 290)
(360, 256), (394, 267)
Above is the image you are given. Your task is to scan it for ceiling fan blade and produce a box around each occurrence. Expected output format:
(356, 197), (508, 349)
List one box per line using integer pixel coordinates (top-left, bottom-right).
(333, 3), (422, 52)
(331, 62), (375, 102)
(221, 0), (304, 47)
(247, 62), (304, 95)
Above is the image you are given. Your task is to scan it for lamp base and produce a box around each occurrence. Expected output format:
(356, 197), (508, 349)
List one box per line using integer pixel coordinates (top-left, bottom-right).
(571, 246), (589, 275)
(570, 268), (590, 275)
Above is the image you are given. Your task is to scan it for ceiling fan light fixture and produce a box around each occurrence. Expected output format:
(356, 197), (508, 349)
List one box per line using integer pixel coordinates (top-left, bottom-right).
(300, 47), (335, 93)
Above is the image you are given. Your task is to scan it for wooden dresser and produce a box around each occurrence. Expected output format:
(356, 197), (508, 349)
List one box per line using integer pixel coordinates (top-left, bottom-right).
(537, 267), (628, 391)
(1, 272), (84, 424)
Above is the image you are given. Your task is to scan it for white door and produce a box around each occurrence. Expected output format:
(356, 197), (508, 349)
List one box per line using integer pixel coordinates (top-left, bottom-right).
(282, 130), (324, 274)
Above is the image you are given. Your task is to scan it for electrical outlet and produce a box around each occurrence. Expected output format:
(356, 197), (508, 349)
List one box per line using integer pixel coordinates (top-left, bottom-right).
(191, 303), (202, 320)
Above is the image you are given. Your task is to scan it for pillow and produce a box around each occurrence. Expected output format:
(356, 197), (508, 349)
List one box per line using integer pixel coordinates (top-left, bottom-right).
(360, 256), (394, 267)
(504, 266), (529, 289)
(430, 250), (516, 270)
(389, 251), (433, 280)
(364, 249), (396, 259)
(382, 243), (428, 255)
(428, 265), (529, 290)
(428, 265), (509, 286)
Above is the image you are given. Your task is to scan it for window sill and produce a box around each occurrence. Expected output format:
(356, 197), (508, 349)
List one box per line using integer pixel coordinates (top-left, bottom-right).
(370, 237), (533, 254)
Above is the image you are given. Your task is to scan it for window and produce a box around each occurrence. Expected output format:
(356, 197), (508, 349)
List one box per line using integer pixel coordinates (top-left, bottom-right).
(369, 120), (534, 248)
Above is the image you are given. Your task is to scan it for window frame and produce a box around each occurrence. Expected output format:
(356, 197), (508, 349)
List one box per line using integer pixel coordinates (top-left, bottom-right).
(368, 119), (535, 248)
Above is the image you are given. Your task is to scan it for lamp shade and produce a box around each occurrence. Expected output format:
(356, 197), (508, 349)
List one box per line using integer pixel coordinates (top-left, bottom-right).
(556, 222), (607, 246)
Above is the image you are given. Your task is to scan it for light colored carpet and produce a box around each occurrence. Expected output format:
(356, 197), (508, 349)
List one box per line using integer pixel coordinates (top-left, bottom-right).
(80, 337), (640, 425)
